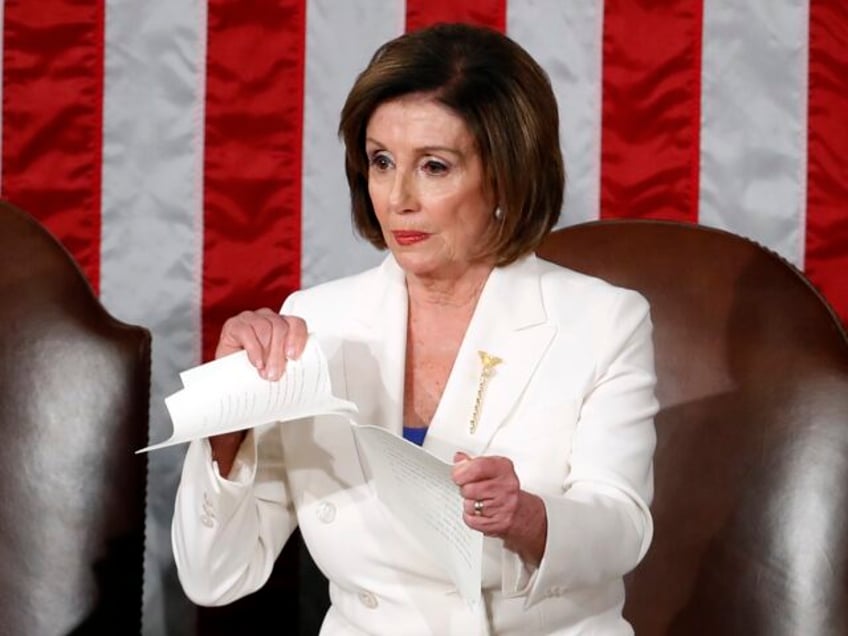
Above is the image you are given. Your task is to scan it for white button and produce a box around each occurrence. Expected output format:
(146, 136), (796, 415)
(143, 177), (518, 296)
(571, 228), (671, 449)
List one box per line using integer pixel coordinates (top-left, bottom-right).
(358, 590), (378, 609)
(200, 514), (214, 528)
(316, 501), (336, 524)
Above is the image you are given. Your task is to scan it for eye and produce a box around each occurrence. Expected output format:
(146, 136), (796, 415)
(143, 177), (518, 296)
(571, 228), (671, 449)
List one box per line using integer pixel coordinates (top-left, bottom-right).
(421, 158), (449, 176)
(368, 151), (393, 172)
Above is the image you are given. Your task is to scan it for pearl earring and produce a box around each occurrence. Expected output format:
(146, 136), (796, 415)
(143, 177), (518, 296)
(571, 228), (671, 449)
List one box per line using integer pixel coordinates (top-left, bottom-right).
(494, 207), (503, 220)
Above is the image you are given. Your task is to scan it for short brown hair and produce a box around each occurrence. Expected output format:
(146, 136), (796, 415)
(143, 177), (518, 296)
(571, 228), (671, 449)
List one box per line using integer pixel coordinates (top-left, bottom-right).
(339, 22), (564, 266)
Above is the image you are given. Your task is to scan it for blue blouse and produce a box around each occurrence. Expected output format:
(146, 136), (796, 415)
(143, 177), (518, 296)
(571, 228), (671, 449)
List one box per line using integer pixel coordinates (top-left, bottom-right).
(402, 426), (428, 446)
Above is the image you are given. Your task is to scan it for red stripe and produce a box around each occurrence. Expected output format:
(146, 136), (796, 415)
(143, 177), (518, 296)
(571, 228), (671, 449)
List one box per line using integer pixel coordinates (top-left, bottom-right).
(2, 0), (104, 291)
(805, 1), (848, 328)
(600, 2), (702, 222)
(202, 0), (305, 362)
(406, 0), (506, 33)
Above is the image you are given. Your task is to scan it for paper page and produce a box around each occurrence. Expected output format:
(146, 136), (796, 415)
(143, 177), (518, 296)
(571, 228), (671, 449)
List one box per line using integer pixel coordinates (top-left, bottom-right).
(138, 339), (357, 452)
(140, 337), (482, 601)
(352, 424), (483, 604)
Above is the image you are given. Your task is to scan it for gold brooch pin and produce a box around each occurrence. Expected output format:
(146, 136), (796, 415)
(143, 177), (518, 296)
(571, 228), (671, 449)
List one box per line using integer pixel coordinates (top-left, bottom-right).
(469, 350), (503, 434)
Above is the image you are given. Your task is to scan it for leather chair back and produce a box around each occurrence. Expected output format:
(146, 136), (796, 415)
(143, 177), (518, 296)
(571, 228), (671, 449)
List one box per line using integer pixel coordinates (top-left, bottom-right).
(0, 200), (151, 634)
(538, 219), (848, 636)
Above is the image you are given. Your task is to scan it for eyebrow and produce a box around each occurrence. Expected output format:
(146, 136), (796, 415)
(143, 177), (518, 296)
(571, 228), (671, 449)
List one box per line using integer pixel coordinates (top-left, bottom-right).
(364, 138), (464, 158)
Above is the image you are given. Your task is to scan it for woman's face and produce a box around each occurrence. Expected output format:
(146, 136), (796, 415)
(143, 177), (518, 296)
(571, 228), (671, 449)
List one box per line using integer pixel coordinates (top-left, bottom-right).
(365, 93), (496, 281)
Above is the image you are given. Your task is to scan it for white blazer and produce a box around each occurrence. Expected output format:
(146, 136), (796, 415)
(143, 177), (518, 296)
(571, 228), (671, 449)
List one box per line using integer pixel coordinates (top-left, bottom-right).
(172, 253), (658, 635)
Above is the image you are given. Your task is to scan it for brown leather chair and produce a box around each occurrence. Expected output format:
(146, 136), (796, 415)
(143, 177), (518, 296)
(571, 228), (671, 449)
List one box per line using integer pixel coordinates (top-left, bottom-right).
(538, 219), (848, 636)
(0, 200), (151, 634)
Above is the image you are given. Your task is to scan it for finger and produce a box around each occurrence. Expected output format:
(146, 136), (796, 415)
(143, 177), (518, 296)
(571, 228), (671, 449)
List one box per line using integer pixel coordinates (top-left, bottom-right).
(243, 311), (282, 375)
(451, 451), (475, 484)
(462, 508), (508, 538)
(256, 308), (290, 380)
(264, 313), (309, 381)
(216, 312), (268, 368)
(465, 498), (480, 517)
(453, 456), (497, 485)
(281, 315), (309, 360)
(454, 451), (473, 463)
(462, 503), (514, 538)
(216, 309), (284, 377)
(464, 497), (494, 517)
(461, 457), (521, 492)
(459, 481), (502, 502)
(471, 496), (516, 516)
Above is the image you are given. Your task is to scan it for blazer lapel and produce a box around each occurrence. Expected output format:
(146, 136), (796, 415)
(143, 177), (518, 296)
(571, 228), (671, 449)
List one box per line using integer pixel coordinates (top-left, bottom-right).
(338, 254), (555, 460)
(341, 256), (408, 436)
(427, 255), (556, 459)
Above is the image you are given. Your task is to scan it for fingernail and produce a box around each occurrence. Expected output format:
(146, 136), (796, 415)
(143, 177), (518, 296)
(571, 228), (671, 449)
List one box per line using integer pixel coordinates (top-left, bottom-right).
(266, 366), (278, 380)
(286, 346), (296, 360)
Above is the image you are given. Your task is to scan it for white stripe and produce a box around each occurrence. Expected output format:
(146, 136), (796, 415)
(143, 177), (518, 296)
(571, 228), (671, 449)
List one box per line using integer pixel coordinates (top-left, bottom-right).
(508, 0), (605, 226)
(300, 1), (400, 289)
(698, 0), (809, 267)
(100, 1), (206, 633)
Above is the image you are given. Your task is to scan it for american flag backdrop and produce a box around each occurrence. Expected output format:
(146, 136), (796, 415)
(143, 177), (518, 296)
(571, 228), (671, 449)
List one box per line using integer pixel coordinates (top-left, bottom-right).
(1, 1), (845, 633)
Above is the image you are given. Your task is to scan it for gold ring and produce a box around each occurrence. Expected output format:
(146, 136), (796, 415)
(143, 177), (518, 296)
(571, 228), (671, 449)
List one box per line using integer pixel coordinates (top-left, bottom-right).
(473, 500), (484, 515)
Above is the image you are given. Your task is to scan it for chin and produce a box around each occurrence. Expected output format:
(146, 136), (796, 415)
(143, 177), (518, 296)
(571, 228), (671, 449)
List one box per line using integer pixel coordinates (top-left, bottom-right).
(390, 250), (441, 277)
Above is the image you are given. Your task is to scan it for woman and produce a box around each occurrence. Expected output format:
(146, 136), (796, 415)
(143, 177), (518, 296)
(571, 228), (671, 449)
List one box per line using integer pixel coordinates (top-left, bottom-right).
(172, 23), (657, 635)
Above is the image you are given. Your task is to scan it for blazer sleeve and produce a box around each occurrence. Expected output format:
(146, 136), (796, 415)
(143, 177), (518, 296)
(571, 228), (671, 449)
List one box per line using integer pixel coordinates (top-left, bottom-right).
(513, 288), (658, 607)
(171, 423), (296, 606)
(171, 294), (308, 606)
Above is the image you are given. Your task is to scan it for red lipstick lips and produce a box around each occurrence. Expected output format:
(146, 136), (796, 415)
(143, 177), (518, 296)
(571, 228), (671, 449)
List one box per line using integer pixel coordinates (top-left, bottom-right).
(392, 231), (429, 246)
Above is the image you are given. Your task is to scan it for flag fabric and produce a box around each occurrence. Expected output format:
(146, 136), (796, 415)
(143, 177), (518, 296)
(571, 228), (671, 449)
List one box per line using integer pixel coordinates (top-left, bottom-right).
(1, 1), (845, 633)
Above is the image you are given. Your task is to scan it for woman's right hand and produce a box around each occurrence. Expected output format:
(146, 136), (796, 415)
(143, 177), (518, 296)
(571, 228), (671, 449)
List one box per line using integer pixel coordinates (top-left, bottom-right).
(209, 308), (309, 477)
(215, 308), (309, 379)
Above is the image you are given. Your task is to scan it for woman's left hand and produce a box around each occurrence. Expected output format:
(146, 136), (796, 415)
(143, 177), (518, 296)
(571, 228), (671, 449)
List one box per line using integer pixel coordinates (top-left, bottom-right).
(452, 452), (548, 565)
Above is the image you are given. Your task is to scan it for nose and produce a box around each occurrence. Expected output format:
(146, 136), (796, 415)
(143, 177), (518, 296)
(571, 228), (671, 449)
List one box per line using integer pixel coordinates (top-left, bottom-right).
(387, 168), (417, 214)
